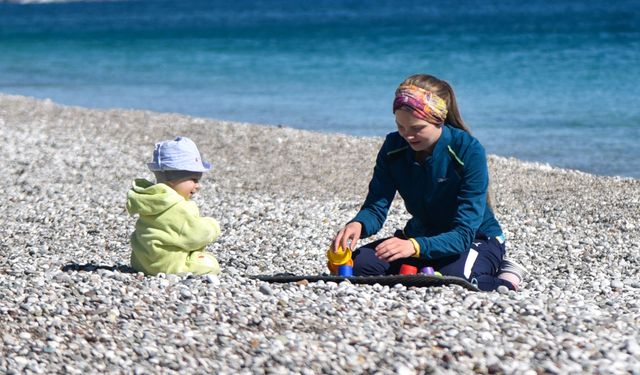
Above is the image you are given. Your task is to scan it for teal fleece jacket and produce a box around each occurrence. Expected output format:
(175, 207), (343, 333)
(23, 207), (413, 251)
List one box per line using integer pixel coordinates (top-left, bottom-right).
(351, 125), (502, 260)
(126, 179), (221, 275)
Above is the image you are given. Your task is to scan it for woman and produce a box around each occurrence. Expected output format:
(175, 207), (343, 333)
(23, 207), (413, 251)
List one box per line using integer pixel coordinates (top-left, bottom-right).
(332, 74), (526, 291)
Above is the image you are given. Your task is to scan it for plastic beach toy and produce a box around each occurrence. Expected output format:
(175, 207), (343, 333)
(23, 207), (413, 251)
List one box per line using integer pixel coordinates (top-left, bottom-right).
(399, 264), (418, 275)
(327, 245), (352, 264)
(327, 246), (353, 275)
(337, 265), (353, 277)
(420, 266), (435, 275)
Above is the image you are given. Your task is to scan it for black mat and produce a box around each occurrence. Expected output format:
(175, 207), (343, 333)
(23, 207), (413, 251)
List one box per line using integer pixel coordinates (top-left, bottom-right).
(250, 273), (479, 291)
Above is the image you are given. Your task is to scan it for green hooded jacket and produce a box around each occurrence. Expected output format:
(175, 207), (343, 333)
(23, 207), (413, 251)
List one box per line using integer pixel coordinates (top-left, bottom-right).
(126, 179), (221, 275)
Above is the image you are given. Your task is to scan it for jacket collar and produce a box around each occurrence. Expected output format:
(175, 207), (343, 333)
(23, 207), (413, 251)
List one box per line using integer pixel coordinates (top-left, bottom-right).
(433, 124), (452, 160)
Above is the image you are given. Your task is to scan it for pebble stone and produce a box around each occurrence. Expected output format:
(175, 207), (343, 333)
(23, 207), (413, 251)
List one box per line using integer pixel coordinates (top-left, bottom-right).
(1, 94), (639, 374)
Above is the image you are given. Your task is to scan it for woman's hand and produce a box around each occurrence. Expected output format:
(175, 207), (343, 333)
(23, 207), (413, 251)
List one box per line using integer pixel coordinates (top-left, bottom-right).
(332, 222), (362, 252)
(375, 237), (415, 262)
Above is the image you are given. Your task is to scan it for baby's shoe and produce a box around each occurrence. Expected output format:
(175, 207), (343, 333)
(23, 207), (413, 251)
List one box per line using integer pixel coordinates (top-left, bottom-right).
(187, 252), (220, 275)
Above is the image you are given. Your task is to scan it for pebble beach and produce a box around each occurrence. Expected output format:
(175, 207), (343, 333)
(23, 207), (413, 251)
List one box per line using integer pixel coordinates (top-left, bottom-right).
(1, 94), (639, 374)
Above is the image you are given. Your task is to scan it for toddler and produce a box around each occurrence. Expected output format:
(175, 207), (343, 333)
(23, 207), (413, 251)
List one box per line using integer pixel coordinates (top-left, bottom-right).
(127, 136), (221, 275)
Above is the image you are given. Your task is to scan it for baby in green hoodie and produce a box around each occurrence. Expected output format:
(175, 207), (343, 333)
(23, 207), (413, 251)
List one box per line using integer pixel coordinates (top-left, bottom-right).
(127, 137), (221, 276)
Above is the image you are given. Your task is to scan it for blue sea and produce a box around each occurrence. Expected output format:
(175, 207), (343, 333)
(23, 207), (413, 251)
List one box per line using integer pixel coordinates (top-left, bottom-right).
(1, 0), (639, 178)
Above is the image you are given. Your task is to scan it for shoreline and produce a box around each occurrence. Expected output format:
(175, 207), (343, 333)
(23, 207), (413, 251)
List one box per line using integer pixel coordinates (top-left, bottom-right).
(3, 93), (637, 182)
(1, 93), (639, 373)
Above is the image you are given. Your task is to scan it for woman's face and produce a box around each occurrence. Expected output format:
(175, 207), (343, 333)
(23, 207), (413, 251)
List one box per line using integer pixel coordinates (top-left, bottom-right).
(395, 109), (443, 154)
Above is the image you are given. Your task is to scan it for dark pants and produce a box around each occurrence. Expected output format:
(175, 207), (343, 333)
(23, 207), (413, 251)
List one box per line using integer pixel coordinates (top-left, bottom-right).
(352, 231), (515, 291)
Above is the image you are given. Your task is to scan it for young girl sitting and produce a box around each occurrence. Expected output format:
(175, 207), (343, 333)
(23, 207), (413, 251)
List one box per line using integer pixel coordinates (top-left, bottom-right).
(332, 74), (527, 291)
(127, 136), (221, 276)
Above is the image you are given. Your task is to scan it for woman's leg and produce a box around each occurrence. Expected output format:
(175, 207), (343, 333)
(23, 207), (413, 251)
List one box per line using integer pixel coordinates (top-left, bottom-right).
(352, 233), (431, 276)
(436, 236), (515, 291)
(352, 238), (389, 276)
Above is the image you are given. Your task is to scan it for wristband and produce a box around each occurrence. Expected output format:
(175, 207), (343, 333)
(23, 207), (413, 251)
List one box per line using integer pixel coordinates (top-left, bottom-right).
(408, 238), (420, 258)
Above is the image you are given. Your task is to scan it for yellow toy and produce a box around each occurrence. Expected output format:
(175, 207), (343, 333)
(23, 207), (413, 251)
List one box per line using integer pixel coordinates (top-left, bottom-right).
(326, 245), (353, 275)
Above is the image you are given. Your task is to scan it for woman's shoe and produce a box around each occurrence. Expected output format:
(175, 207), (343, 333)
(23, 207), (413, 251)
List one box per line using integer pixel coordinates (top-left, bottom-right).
(499, 258), (528, 284)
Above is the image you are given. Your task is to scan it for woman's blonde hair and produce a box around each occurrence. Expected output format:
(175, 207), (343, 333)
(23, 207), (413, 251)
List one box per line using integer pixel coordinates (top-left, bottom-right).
(399, 74), (471, 134)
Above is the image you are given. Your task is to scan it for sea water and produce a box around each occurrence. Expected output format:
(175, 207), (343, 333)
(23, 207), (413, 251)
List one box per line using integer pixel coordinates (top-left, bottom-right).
(1, 0), (639, 177)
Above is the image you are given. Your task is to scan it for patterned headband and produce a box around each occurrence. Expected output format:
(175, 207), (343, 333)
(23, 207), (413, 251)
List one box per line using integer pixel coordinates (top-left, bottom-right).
(393, 84), (448, 125)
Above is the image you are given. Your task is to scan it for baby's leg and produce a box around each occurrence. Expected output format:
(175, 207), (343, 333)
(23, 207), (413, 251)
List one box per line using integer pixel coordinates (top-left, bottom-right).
(187, 252), (220, 275)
